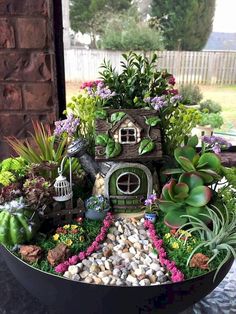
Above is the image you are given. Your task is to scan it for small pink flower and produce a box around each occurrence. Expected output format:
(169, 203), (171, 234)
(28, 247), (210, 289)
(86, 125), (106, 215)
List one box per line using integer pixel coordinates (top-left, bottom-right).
(78, 251), (86, 260)
(69, 255), (79, 265)
(101, 226), (107, 233)
(103, 220), (111, 228)
(86, 246), (95, 255)
(55, 262), (69, 273)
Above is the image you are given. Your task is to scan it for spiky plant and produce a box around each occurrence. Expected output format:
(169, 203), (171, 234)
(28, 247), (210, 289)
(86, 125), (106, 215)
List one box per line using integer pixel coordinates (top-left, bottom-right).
(179, 205), (236, 280)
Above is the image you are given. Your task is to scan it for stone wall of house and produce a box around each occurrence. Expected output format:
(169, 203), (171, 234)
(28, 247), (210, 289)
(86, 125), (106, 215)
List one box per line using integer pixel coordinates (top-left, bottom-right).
(0, 0), (59, 159)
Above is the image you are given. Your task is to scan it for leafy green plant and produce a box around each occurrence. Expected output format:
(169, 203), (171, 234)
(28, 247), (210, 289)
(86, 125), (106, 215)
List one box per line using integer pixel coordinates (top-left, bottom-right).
(199, 112), (224, 129)
(179, 205), (236, 280)
(85, 195), (110, 212)
(95, 134), (122, 158)
(179, 84), (203, 106)
(221, 166), (236, 188)
(161, 104), (201, 155)
(99, 51), (173, 109)
(164, 137), (222, 184)
(7, 121), (67, 180)
(0, 157), (28, 187)
(200, 99), (222, 114)
(139, 139), (155, 155)
(159, 173), (212, 228)
(66, 95), (97, 151)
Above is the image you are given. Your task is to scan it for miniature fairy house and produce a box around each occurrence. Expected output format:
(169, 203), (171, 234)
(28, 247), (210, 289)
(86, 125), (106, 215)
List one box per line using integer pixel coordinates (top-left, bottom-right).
(94, 109), (163, 213)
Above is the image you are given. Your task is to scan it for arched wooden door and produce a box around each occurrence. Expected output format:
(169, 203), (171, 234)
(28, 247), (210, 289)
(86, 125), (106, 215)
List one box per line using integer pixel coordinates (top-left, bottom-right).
(105, 163), (153, 213)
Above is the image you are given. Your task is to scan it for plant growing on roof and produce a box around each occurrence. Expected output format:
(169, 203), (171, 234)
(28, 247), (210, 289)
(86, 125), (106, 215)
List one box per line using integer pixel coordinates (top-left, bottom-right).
(164, 135), (222, 184)
(179, 205), (236, 280)
(159, 172), (212, 229)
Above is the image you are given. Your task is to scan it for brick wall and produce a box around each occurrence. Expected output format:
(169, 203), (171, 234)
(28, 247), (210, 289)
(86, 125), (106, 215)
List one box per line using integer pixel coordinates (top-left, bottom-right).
(0, 0), (59, 159)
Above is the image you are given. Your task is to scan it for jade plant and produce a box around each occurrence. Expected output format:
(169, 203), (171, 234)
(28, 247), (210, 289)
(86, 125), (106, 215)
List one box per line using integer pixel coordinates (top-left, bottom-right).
(159, 173), (212, 228)
(164, 136), (222, 184)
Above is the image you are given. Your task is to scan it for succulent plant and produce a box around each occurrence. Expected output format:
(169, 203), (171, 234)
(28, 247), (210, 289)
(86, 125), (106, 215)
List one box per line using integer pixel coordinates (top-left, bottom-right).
(85, 195), (110, 212)
(159, 173), (212, 229)
(164, 136), (222, 184)
(0, 183), (23, 205)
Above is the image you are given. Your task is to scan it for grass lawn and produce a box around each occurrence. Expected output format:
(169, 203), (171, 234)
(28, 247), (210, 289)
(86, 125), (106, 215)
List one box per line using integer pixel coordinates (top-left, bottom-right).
(65, 82), (236, 132)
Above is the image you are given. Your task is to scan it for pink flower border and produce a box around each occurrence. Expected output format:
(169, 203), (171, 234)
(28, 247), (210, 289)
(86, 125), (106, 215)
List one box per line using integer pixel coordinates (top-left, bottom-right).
(144, 220), (185, 283)
(55, 212), (113, 274)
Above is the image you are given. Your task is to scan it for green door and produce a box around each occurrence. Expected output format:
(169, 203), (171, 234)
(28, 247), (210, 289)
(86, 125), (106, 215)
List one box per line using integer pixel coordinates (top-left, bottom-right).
(109, 166), (148, 213)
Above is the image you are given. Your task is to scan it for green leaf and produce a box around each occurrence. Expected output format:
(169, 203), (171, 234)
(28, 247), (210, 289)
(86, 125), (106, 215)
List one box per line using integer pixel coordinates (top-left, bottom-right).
(178, 156), (196, 172)
(159, 200), (182, 213)
(110, 112), (126, 124)
(139, 139), (155, 155)
(198, 153), (221, 171)
(174, 146), (196, 164)
(106, 139), (122, 158)
(95, 134), (110, 147)
(95, 109), (108, 120)
(173, 183), (189, 198)
(186, 186), (212, 207)
(145, 116), (161, 127)
(179, 173), (204, 190)
(187, 135), (198, 148)
(164, 209), (188, 229)
(162, 168), (183, 175)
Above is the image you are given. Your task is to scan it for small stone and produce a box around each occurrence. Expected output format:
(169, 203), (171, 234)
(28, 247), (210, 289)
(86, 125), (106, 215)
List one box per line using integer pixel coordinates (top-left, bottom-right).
(134, 268), (145, 276)
(146, 269), (154, 276)
(149, 275), (157, 284)
(77, 263), (83, 270)
(116, 279), (124, 286)
(140, 279), (151, 286)
(150, 263), (161, 272)
(105, 260), (113, 270)
(103, 248), (112, 258)
(71, 274), (80, 281)
(68, 265), (79, 275)
(149, 252), (158, 260)
(122, 248), (129, 253)
(93, 277), (102, 285)
(113, 268), (121, 277)
(128, 235), (139, 243)
(80, 271), (89, 279)
(156, 270), (164, 278)
(90, 264), (100, 273)
(137, 274), (146, 281)
(130, 262), (138, 270)
(133, 242), (142, 250)
(121, 252), (134, 260)
(118, 225), (123, 233)
(120, 234), (127, 241)
(100, 265), (106, 271)
(102, 276), (111, 285)
(129, 247), (136, 255)
(82, 259), (92, 268)
(110, 277), (117, 285)
(64, 271), (72, 279)
(126, 275), (137, 284)
(84, 277), (93, 284)
(107, 233), (116, 241)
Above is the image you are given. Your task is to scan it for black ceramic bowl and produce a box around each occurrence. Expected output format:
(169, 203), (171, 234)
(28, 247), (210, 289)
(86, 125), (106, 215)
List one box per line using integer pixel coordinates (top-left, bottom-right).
(0, 245), (233, 314)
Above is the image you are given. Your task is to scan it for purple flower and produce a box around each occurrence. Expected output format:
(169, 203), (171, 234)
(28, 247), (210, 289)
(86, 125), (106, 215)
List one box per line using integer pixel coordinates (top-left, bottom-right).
(54, 113), (80, 137)
(202, 135), (232, 154)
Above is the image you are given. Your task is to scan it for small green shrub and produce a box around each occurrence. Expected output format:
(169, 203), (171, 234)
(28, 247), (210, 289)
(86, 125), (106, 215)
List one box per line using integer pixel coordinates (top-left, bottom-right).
(199, 112), (224, 129)
(200, 99), (222, 113)
(179, 84), (203, 106)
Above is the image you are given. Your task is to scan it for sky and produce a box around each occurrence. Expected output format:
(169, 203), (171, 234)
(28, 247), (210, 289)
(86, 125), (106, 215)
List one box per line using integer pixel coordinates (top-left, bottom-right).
(213, 0), (236, 32)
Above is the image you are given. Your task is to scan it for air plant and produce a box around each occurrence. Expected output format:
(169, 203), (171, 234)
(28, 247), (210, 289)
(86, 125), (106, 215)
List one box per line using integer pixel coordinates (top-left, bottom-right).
(164, 135), (222, 184)
(179, 205), (236, 280)
(159, 172), (212, 229)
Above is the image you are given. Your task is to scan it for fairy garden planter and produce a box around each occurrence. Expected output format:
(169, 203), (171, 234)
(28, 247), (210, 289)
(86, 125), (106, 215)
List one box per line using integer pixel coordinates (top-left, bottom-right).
(0, 52), (235, 313)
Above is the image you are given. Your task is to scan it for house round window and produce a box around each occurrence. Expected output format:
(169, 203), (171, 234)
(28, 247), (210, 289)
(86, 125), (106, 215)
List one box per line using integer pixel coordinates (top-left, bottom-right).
(116, 172), (140, 194)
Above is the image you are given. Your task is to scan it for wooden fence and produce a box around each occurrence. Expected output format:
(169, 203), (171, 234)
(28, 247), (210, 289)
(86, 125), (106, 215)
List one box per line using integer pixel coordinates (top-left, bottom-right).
(64, 49), (236, 85)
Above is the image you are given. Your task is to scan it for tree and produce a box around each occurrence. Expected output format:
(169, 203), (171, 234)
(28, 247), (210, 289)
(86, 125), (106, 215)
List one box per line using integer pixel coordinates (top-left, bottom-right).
(151, 0), (216, 51)
(100, 12), (164, 51)
(70, 0), (132, 48)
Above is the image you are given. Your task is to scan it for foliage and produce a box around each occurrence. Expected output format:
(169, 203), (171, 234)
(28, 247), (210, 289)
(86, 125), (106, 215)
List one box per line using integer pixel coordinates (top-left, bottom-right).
(70, 0), (131, 47)
(179, 84), (203, 106)
(180, 205), (236, 280)
(100, 13), (164, 51)
(159, 173), (212, 228)
(99, 51), (174, 109)
(95, 134), (122, 158)
(23, 177), (54, 212)
(85, 195), (110, 212)
(199, 112), (224, 129)
(66, 95), (97, 151)
(218, 186), (236, 213)
(161, 104), (201, 155)
(7, 122), (67, 180)
(151, 0), (216, 50)
(164, 136), (222, 184)
(0, 157), (27, 187)
(139, 139), (155, 155)
(0, 183), (23, 205)
(0, 198), (39, 246)
(200, 99), (222, 114)
(221, 167), (236, 189)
